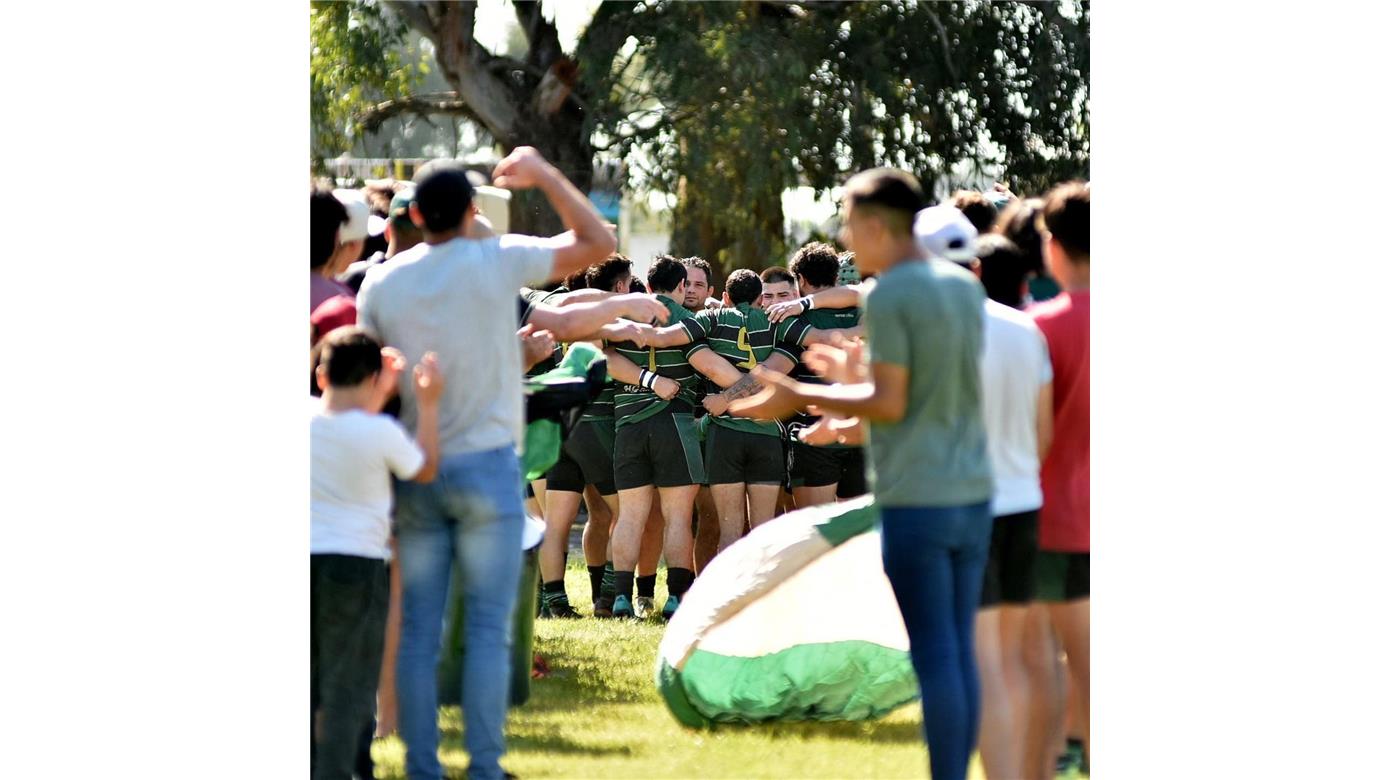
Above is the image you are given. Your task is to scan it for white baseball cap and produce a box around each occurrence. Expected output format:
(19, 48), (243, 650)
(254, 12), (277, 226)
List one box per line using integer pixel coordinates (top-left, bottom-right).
(914, 205), (978, 264)
(332, 189), (372, 243)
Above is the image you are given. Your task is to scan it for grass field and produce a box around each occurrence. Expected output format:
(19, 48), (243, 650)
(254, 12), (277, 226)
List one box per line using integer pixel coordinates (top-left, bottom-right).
(367, 555), (1079, 779)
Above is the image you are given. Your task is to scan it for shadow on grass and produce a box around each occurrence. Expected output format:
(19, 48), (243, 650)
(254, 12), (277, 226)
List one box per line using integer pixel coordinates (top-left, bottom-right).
(696, 713), (925, 744)
(508, 730), (633, 757)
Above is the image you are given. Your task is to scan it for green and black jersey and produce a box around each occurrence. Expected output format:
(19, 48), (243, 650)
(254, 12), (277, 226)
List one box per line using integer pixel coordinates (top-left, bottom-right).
(681, 303), (784, 437)
(774, 305), (863, 436)
(606, 295), (704, 428)
(519, 286), (569, 377)
(579, 379), (616, 423)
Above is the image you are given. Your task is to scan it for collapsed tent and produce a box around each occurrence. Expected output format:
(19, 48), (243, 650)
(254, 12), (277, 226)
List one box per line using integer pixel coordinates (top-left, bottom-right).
(656, 496), (920, 728)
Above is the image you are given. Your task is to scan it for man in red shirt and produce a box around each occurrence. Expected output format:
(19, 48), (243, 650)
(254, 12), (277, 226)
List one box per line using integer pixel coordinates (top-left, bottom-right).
(1025, 181), (1090, 777)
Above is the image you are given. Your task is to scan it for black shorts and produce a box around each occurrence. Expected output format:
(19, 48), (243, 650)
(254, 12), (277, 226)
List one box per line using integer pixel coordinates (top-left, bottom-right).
(789, 441), (867, 498)
(1034, 550), (1090, 602)
(979, 510), (1039, 607)
(544, 420), (617, 495)
(705, 424), (785, 486)
(613, 411), (707, 491)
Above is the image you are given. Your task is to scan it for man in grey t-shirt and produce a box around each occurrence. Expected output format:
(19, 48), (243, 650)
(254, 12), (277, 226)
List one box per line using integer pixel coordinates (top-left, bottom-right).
(733, 169), (991, 780)
(356, 148), (615, 780)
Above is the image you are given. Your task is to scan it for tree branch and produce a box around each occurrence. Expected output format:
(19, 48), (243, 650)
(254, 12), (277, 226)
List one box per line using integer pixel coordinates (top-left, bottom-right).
(355, 92), (482, 134)
(394, 1), (524, 140)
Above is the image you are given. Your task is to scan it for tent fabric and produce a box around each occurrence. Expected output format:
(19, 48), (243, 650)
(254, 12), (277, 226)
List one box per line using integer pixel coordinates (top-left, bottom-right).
(655, 496), (919, 728)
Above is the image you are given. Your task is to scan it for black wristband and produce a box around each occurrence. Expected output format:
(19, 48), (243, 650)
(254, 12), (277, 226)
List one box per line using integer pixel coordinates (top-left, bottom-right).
(800, 296), (813, 312)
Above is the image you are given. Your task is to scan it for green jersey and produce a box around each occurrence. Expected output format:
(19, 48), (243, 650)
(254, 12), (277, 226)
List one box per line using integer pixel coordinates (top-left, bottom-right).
(681, 303), (783, 437)
(607, 295), (704, 428)
(519, 286), (568, 377)
(773, 305), (863, 438)
(579, 379), (616, 423)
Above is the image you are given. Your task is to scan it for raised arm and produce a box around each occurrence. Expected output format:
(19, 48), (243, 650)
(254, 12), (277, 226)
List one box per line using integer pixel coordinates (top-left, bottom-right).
(491, 147), (616, 281)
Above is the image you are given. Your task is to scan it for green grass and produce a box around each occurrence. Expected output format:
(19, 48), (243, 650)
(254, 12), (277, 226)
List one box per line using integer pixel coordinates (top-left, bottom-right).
(368, 555), (1079, 779)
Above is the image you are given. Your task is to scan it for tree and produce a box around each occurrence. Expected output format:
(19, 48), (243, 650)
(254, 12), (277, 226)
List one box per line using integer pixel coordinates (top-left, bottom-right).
(311, 1), (1090, 273)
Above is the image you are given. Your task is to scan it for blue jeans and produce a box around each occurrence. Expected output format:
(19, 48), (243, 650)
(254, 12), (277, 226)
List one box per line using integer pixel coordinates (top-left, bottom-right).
(393, 446), (525, 780)
(880, 502), (993, 780)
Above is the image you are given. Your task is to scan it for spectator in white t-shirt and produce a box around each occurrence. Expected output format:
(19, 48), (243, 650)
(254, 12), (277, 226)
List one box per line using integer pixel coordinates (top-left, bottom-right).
(310, 326), (441, 780)
(356, 148), (615, 780)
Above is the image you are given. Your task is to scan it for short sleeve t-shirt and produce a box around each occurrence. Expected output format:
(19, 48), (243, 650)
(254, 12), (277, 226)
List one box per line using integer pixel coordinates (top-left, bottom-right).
(980, 300), (1053, 517)
(863, 258), (992, 508)
(311, 403), (425, 560)
(1028, 290), (1089, 552)
(357, 234), (556, 457)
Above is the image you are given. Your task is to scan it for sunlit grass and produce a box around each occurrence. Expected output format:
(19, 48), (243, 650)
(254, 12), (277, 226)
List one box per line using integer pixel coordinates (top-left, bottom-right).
(367, 557), (1079, 779)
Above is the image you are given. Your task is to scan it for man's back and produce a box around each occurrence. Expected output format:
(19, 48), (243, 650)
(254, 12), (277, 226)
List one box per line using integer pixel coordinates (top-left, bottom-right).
(609, 295), (703, 427)
(357, 235), (554, 457)
(1028, 290), (1089, 551)
(684, 303), (783, 436)
(981, 300), (1052, 517)
(864, 258), (992, 507)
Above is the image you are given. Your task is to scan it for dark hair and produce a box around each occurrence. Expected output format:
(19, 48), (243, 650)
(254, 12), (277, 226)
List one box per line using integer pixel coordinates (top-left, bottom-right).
(975, 234), (1031, 308)
(680, 256), (713, 288)
(844, 168), (925, 236)
(993, 197), (1047, 276)
(563, 268), (591, 291)
(412, 160), (475, 234)
(725, 269), (763, 306)
(647, 255), (687, 294)
(317, 326), (383, 388)
(311, 188), (349, 270)
(949, 190), (997, 234)
(588, 254), (634, 292)
(759, 266), (797, 287)
(1039, 181), (1089, 262)
(788, 242), (840, 288)
(628, 276), (646, 293)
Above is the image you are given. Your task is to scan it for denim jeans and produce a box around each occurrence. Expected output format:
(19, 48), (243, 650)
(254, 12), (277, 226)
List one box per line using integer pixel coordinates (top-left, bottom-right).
(880, 502), (993, 780)
(393, 446), (525, 780)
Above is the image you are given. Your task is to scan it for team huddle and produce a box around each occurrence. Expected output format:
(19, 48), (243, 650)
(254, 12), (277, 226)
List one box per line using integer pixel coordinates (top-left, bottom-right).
(310, 145), (1089, 780)
(521, 247), (867, 623)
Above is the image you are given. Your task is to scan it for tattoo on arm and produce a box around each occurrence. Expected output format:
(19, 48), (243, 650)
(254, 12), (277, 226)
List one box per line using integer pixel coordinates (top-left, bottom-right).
(721, 373), (762, 402)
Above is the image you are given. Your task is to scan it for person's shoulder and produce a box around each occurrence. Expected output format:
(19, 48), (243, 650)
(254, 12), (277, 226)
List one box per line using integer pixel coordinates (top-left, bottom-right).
(985, 299), (1036, 329)
(1026, 292), (1074, 323)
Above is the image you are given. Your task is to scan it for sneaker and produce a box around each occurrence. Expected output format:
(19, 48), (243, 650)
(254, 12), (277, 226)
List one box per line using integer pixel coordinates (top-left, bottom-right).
(611, 594), (635, 619)
(539, 594), (582, 619)
(593, 596), (613, 618)
(634, 596), (656, 619)
(661, 595), (681, 621)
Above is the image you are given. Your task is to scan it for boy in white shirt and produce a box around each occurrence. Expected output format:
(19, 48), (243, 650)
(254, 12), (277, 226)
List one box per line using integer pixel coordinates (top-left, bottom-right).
(311, 326), (441, 780)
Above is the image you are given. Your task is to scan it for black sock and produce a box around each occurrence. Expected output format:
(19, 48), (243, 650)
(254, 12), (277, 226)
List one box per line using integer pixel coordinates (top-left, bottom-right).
(543, 579), (566, 598)
(601, 561), (616, 594)
(588, 565), (606, 602)
(637, 574), (656, 599)
(614, 571), (635, 603)
(667, 567), (695, 598)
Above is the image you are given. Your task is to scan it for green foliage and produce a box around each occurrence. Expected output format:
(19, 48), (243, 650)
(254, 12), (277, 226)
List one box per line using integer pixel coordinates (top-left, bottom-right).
(581, 0), (1090, 273)
(308, 1), (1089, 268)
(310, 1), (422, 168)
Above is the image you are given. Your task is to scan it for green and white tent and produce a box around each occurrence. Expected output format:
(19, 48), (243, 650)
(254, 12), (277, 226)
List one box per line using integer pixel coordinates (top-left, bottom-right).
(656, 496), (920, 728)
